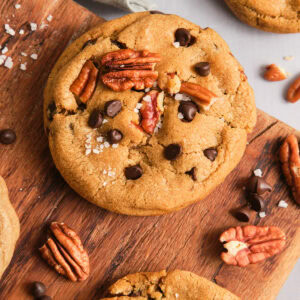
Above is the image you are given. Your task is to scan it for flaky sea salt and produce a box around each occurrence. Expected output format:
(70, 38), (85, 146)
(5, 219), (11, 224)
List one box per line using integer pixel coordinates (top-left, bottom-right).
(112, 143), (118, 148)
(253, 169), (263, 177)
(143, 95), (151, 102)
(96, 136), (104, 143)
(19, 29), (24, 35)
(136, 103), (143, 109)
(4, 56), (13, 69)
(30, 53), (38, 60)
(0, 55), (6, 65)
(173, 41), (180, 48)
(1, 47), (8, 54)
(47, 14), (53, 22)
(174, 93), (183, 101)
(30, 22), (37, 31)
(93, 149), (100, 154)
(103, 181), (107, 187)
(20, 63), (27, 71)
(259, 212), (266, 218)
(145, 87), (150, 92)
(278, 200), (288, 208)
(102, 119), (108, 124)
(178, 112), (184, 119)
(15, 4), (21, 9)
(104, 141), (110, 148)
(5, 24), (15, 36)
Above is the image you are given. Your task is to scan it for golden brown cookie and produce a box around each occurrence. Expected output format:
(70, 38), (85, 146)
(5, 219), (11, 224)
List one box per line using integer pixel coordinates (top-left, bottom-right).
(225, 0), (300, 33)
(0, 176), (20, 278)
(44, 12), (256, 216)
(100, 270), (240, 299)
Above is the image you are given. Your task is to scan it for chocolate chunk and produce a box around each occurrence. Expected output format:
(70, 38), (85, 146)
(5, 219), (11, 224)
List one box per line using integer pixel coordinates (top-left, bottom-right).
(150, 10), (165, 14)
(0, 129), (16, 145)
(107, 129), (123, 144)
(36, 296), (52, 300)
(81, 38), (97, 50)
(32, 281), (46, 298)
(195, 62), (210, 76)
(246, 174), (272, 195)
(175, 28), (191, 47)
(104, 100), (122, 118)
(235, 206), (252, 222)
(203, 148), (218, 161)
(178, 101), (198, 122)
(88, 110), (103, 128)
(125, 165), (143, 180)
(249, 193), (265, 212)
(164, 144), (182, 160)
(185, 167), (197, 181)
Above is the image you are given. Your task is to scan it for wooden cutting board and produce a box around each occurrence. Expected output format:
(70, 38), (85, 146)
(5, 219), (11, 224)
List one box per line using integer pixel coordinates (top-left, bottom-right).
(0, 0), (299, 299)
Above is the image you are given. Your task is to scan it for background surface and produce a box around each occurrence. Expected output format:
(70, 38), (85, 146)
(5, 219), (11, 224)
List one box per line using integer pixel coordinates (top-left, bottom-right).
(76, 0), (299, 299)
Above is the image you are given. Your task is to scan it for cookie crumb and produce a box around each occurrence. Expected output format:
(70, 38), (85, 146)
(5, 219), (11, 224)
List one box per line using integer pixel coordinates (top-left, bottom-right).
(253, 169), (262, 177)
(4, 56), (13, 69)
(15, 3), (21, 9)
(173, 41), (180, 48)
(283, 56), (294, 61)
(47, 14), (53, 22)
(20, 63), (27, 70)
(1, 47), (8, 54)
(4, 24), (15, 36)
(30, 22), (37, 31)
(259, 212), (266, 218)
(30, 53), (38, 60)
(278, 200), (288, 208)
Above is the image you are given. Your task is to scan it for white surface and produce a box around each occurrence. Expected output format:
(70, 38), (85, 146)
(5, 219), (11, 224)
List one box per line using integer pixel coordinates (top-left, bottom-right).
(76, 0), (299, 299)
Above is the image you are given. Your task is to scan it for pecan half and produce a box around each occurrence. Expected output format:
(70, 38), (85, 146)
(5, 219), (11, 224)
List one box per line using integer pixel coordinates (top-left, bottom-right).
(70, 60), (99, 103)
(180, 82), (219, 111)
(139, 90), (164, 134)
(264, 64), (287, 82)
(220, 225), (286, 267)
(279, 135), (300, 205)
(287, 76), (300, 103)
(39, 222), (89, 282)
(101, 49), (160, 91)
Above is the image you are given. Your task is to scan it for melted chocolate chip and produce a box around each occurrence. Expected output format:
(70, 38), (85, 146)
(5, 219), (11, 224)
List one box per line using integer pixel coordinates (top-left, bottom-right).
(104, 100), (122, 118)
(203, 148), (218, 161)
(107, 129), (123, 144)
(249, 194), (265, 212)
(88, 110), (103, 128)
(164, 144), (182, 160)
(175, 28), (191, 47)
(246, 174), (272, 195)
(195, 62), (210, 76)
(32, 282), (46, 298)
(0, 129), (16, 144)
(185, 167), (197, 181)
(235, 206), (251, 222)
(81, 38), (97, 50)
(178, 101), (198, 122)
(125, 165), (143, 180)
(150, 10), (165, 14)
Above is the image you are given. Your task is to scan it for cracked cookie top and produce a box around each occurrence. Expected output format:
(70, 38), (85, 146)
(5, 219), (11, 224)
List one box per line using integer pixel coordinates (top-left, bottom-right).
(44, 12), (256, 215)
(225, 0), (300, 33)
(100, 269), (240, 299)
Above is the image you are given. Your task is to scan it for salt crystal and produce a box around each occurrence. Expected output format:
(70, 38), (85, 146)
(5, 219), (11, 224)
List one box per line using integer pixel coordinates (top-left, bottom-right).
(136, 103), (143, 109)
(96, 136), (104, 143)
(143, 95), (151, 102)
(85, 149), (91, 155)
(30, 22), (37, 31)
(134, 108), (139, 113)
(259, 212), (266, 218)
(178, 112), (184, 119)
(85, 144), (91, 149)
(173, 42), (180, 48)
(93, 149), (100, 154)
(104, 142), (110, 148)
(174, 93), (183, 101)
(108, 171), (114, 177)
(112, 144), (118, 148)
(47, 14), (53, 22)
(5, 24), (15, 36)
(20, 63), (27, 71)
(102, 119), (108, 124)
(0, 55), (6, 65)
(4, 56), (13, 69)
(100, 144), (104, 149)
(19, 29), (24, 35)
(253, 169), (263, 177)
(30, 53), (38, 60)
(145, 88), (150, 92)
(2, 47), (8, 54)
(15, 4), (21, 9)
(278, 200), (288, 208)
(103, 181), (107, 187)
(21, 52), (27, 56)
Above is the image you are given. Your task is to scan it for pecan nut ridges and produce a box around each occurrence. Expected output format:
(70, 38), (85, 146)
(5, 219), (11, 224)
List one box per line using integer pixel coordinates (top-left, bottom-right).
(39, 222), (89, 281)
(220, 225), (286, 267)
(101, 49), (160, 91)
(279, 135), (300, 205)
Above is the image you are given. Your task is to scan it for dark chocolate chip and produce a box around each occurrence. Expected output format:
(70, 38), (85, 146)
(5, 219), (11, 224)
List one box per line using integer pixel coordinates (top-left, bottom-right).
(235, 206), (251, 222)
(0, 129), (16, 145)
(36, 296), (52, 300)
(203, 148), (218, 161)
(88, 110), (103, 128)
(107, 129), (123, 144)
(178, 101), (198, 122)
(32, 281), (46, 298)
(47, 102), (56, 121)
(111, 39), (127, 49)
(195, 62), (210, 76)
(175, 28), (191, 47)
(185, 167), (197, 181)
(249, 193), (265, 212)
(81, 38), (97, 50)
(246, 174), (272, 195)
(125, 165), (143, 180)
(104, 100), (122, 118)
(164, 144), (182, 160)
(150, 10), (165, 14)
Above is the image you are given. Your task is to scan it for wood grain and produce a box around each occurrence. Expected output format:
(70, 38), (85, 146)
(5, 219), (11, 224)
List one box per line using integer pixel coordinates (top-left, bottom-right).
(0, 1), (299, 299)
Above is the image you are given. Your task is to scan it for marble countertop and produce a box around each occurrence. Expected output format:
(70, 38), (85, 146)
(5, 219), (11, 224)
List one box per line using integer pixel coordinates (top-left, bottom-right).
(75, 0), (299, 299)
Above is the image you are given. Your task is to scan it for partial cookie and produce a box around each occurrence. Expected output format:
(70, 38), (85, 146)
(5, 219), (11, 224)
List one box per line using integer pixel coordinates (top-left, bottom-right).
(225, 0), (300, 33)
(44, 12), (256, 216)
(100, 270), (240, 299)
(0, 176), (20, 278)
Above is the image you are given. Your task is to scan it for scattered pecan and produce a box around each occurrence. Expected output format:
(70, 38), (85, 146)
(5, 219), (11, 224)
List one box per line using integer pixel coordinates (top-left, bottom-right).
(279, 135), (300, 205)
(264, 64), (287, 81)
(39, 222), (89, 282)
(139, 90), (164, 134)
(70, 60), (99, 103)
(220, 225), (286, 267)
(287, 76), (300, 103)
(180, 82), (219, 110)
(101, 49), (160, 91)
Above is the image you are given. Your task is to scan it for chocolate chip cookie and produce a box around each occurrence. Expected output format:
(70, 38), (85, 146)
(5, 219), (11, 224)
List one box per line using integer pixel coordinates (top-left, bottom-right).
(100, 270), (240, 299)
(225, 0), (300, 33)
(0, 176), (20, 278)
(44, 12), (256, 215)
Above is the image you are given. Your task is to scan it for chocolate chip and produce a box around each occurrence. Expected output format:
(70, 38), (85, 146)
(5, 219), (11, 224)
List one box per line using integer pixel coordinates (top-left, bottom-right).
(32, 281), (46, 298)
(235, 206), (251, 222)
(150, 10), (165, 14)
(104, 100), (122, 118)
(195, 62), (210, 76)
(47, 102), (56, 121)
(110, 39), (127, 49)
(81, 38), (97, 50)
(164, 144), (182, 160)
(178, 101), (198, 122)
(125, 165), (143, 180)
(36, 296), (52, 300)
(107, 129), (123, 144)
(185, 167), (197, 181)
(175, 28), (191, 47)
(249, 194), (265, 212)
(203, 148), (218, 161)
(0, 129), (16, 145)
(246, 174), (272, 195)
(88, 110), (103, 128)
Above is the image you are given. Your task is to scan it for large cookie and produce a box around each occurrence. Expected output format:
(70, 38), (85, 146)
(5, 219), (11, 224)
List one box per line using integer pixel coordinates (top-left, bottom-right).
(44, 12), (256, 216)
(225, 0), (300, 33)
(100, 269), (240, 299)
(0, 176), (20, 278)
